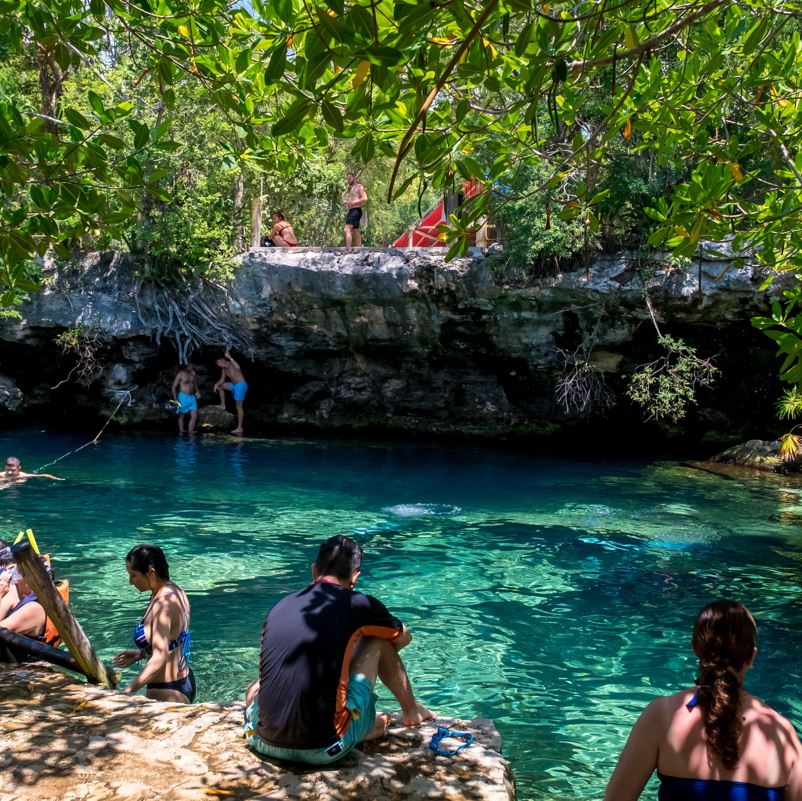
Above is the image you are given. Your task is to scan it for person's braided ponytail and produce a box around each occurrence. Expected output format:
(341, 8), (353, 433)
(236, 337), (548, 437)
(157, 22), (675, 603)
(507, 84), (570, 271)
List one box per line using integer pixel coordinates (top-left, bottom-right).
(692, 600), (757, 769)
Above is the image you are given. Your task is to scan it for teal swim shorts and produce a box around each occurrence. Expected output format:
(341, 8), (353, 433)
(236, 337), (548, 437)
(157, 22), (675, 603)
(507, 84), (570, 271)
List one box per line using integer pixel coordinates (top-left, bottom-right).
(244, 674), (377, 765)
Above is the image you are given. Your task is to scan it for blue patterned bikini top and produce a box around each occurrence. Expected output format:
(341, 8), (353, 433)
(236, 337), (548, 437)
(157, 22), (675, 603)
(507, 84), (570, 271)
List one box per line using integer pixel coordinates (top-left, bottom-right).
(133, 595), (191, 671)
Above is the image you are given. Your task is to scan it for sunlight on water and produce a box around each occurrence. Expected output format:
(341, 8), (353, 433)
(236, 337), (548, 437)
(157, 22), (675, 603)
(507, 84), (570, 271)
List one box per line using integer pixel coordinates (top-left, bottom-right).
(2, 429), (802, 800)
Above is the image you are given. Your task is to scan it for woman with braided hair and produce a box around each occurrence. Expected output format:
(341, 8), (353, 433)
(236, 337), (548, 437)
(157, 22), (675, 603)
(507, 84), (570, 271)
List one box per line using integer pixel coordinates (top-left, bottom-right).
(605, 600), (802, 800)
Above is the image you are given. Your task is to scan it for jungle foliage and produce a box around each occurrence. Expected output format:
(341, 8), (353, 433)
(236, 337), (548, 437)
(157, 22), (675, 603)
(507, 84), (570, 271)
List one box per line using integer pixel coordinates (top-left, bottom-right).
(4, 0), (802, 421)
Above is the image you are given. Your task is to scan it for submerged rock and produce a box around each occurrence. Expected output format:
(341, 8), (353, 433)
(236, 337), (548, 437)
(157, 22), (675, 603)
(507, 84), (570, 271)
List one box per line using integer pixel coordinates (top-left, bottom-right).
(0, 663), (515, 801)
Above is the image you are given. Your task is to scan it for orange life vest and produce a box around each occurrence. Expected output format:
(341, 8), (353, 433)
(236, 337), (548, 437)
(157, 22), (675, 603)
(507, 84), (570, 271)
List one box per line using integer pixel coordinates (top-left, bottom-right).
(43, 578), (70, 647)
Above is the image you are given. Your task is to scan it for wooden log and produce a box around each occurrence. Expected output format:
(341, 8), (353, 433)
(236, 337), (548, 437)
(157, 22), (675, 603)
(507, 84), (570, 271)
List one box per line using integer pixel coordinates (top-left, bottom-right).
(11, 542), (117, 687)
(0, 627), (83, 674)
(250, 195), (262, 249)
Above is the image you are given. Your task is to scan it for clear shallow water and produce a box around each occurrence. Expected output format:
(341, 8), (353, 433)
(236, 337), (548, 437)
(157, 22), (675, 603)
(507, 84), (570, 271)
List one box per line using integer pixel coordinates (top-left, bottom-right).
(2, 428), (802, 800)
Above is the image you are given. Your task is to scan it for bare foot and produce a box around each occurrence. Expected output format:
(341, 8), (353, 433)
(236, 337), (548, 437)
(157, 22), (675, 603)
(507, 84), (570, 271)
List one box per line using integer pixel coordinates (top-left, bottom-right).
(231, 428), (244, 435)
(402, 703), (435, 727)
(362, 712), (393, 741)
(217, 405), (227, 410)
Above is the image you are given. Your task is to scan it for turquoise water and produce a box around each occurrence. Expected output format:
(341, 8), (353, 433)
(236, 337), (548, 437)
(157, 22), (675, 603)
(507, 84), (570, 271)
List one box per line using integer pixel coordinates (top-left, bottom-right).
(2, 428), (802, 800)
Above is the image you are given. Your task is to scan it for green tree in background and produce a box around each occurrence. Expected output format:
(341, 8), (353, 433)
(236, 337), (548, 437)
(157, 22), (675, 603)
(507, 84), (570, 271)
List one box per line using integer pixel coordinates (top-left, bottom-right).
(3, 0), (802, 331)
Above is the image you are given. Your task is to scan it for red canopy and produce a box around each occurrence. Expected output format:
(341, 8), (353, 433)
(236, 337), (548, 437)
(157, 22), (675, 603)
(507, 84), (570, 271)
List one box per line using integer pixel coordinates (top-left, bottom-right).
(392, 179), (483, 248)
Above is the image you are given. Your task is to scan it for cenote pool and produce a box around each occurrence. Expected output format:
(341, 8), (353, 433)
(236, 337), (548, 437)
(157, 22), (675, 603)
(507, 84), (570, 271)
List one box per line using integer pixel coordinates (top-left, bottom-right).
(2, 427), (802, 800)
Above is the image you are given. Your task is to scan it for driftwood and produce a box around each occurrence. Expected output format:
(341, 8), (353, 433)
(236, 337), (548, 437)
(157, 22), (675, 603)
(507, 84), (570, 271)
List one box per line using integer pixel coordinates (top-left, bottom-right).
(0, 627), (83, 673)
(12, 542), (117, 687)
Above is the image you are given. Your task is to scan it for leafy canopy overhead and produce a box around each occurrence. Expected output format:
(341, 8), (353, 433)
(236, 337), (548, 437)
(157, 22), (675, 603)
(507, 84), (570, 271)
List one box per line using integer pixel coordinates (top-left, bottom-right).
(2, 0), (802, 296)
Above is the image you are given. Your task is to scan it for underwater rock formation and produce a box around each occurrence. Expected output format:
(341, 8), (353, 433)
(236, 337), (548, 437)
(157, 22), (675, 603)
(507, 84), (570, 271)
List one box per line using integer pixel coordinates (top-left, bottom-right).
(0, 663), (515, 801)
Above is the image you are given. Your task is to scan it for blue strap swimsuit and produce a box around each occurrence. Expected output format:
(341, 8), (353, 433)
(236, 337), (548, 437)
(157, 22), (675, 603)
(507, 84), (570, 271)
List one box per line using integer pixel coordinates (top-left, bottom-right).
(658, 773), (784, 800)
(657, 693), (785, 800)
(7, 592), (45, 642)
(133, 618), (191, 671)
(133, 595), (194, 702)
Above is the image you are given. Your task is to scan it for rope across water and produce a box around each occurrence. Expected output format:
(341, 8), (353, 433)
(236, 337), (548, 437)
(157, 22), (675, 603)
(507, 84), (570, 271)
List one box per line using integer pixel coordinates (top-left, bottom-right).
(33, 390), (134, 474)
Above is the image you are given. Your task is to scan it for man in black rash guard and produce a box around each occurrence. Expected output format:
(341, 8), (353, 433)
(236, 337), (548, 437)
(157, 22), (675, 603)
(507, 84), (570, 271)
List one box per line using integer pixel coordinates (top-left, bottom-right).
(244, 535), (433, 764)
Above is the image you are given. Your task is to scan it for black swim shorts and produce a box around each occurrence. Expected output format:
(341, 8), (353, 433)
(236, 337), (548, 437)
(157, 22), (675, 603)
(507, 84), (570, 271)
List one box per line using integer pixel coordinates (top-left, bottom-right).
(345, 207), (363, 228)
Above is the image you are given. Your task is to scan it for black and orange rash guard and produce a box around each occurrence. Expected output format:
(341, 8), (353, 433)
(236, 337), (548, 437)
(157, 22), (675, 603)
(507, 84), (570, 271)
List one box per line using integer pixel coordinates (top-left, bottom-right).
(256, 581), (403, 749)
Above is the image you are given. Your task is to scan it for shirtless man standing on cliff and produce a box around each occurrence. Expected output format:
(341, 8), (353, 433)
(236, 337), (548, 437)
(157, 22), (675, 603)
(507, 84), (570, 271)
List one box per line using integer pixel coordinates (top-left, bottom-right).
(344, 172), (367, 248)
(172, 363), (201, 434)
(214, 351), (248, 435)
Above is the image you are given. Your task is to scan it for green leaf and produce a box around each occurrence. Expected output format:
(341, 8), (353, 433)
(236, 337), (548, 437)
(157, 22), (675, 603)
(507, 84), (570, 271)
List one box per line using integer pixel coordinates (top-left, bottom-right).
(264, 42), (287, 83)
(236, 48), (252, 75)
(88, 91), (105, 117)
(366, 47), (405, 66)
(456, 155), (483, 180)
(588, 188), (611, 206)
(391, 172), (417, 201)
(129, 120), (149, 150)
(321, 99), (344, 132)
(54, 42), (71, 72)
(515, 21), (533, 57)
(29, 185), (46, 208)
(271, 99), (313, 136)
(272, 0), (294, 23)
(63, 108), (91, 130)
(743, 18), (768, 54)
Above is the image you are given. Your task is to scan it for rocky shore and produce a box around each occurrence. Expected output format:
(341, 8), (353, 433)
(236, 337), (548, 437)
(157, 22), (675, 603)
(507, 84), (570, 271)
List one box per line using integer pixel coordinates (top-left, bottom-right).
(0, 663), (515, 801)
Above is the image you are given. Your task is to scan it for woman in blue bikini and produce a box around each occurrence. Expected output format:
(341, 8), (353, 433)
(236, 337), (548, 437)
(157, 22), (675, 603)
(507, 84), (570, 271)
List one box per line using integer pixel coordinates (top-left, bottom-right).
(605, 600), (802, 800)
(113, 544), (195, 703)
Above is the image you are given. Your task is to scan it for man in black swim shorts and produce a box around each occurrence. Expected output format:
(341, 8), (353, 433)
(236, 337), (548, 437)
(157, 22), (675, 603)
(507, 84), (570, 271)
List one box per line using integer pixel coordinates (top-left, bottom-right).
(343, 172), (367, 247)
(243, 535), (433, 764)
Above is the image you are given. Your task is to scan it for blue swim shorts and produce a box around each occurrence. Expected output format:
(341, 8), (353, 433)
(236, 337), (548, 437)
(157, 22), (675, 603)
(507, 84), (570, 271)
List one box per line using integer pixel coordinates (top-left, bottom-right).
(244, 674), (377, 765)
(177, 392), (198, 414)
(231, 381), (248, 402)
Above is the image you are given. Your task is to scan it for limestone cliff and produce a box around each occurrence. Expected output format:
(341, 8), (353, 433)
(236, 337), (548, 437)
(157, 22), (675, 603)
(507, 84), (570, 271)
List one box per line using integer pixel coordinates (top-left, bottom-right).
(0, 248), (785, 446)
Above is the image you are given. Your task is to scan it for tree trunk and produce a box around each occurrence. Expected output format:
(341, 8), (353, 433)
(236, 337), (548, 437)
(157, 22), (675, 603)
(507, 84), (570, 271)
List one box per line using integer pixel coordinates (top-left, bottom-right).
(233, 175), (245, 251)
(37, 44), (64, 135)
(250, 195), (262, 250)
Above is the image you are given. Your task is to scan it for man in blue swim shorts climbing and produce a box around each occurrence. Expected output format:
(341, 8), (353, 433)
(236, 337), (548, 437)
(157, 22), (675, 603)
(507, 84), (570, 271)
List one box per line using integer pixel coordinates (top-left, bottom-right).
(171, 363), (201, 434)
(243, 535), (434, 765)
(214, 350), (248, 436)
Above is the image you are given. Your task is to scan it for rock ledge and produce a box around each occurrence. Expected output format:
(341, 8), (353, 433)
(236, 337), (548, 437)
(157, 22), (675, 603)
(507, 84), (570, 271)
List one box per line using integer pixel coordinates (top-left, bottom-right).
(0, 663), (515, 801)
